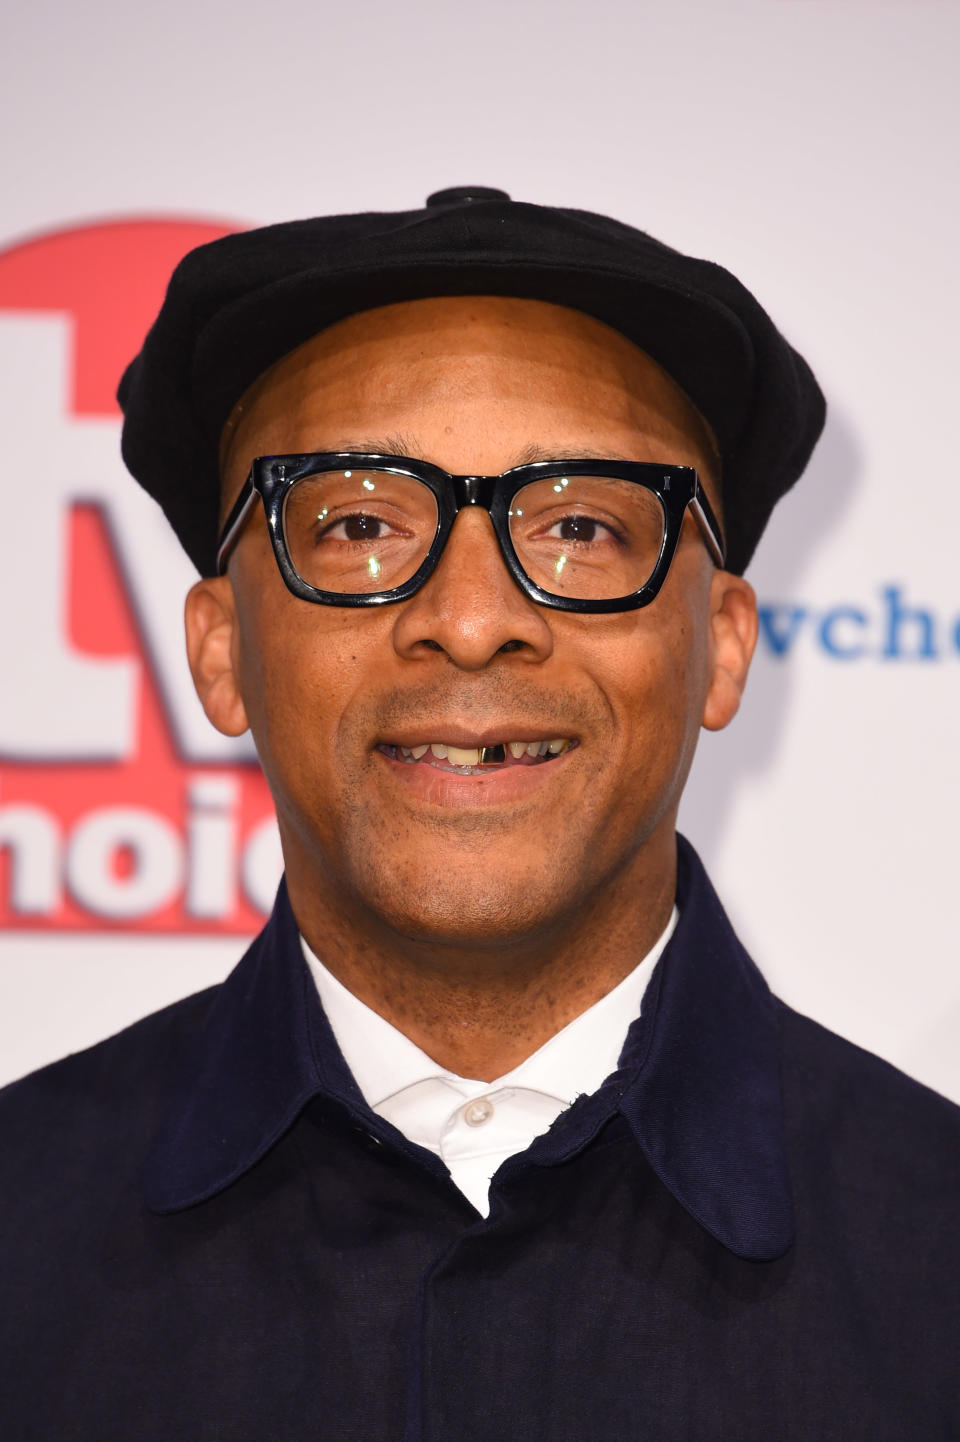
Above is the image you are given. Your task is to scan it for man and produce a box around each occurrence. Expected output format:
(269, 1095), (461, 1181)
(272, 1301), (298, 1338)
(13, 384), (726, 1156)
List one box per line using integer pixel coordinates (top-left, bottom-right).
(2, 187), (957, 1439)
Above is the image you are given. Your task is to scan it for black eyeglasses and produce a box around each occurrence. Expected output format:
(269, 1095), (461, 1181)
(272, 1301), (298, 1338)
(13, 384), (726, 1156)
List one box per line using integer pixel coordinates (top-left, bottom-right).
(216, 452), (725, 614)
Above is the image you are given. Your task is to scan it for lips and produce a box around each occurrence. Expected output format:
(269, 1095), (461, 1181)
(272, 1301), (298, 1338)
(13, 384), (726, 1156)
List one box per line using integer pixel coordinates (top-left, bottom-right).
(378, 738), (574, 774)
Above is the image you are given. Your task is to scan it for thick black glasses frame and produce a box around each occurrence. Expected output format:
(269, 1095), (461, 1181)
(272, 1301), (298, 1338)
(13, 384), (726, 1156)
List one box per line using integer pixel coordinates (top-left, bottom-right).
(216, 452), (726, 614)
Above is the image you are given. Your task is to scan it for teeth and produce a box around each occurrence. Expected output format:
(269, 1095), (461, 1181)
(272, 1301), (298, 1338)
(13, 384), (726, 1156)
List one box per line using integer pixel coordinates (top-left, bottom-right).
(446, 745), (481, 766)
(396, 739), (572, 765)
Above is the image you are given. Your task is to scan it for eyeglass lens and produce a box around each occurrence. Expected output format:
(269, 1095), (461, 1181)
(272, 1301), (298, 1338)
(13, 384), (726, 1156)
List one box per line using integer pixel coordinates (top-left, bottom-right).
(281, 468), (667, 599)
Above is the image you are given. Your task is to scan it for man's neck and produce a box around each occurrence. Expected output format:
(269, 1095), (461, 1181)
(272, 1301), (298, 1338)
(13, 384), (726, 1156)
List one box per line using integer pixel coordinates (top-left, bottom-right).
(287, 843), (677, 1081)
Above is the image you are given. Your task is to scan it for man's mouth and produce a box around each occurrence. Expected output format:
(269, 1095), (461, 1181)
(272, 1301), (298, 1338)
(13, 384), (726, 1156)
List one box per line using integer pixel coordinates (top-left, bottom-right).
(377, 738), (574, 775)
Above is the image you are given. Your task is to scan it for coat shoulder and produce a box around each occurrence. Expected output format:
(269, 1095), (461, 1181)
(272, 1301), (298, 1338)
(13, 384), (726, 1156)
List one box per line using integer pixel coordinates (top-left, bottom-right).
(776, 999), (960, 1202)
(0, 984), (220, 1175)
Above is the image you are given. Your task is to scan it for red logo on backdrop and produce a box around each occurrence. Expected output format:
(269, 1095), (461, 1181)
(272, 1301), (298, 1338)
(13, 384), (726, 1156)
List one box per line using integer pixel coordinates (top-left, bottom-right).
(0, 219), (280, 933)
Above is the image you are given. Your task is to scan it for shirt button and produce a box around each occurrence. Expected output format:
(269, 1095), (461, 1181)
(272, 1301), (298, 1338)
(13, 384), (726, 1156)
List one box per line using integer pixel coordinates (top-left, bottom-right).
(463, 1098), (494, 1127)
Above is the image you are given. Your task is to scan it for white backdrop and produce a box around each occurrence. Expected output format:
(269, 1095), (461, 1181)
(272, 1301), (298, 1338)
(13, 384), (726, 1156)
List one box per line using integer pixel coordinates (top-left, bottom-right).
(1, 0), (958, 1100)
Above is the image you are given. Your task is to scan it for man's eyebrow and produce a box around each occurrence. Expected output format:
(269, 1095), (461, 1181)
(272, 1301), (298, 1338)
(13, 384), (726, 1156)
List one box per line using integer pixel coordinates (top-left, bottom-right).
(510, 443), (639, 465)
(326, 434), (424, 459)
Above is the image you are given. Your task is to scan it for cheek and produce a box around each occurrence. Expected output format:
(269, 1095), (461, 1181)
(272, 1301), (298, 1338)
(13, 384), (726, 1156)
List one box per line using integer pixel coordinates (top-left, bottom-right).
(596, 590), (712, 798)
(230, 578), (380, 798)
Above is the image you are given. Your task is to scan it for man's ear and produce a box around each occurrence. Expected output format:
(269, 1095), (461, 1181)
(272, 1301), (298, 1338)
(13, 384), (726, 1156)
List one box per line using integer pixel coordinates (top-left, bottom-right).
(184, 577), (250, 738)
(701, 571), (759, 732)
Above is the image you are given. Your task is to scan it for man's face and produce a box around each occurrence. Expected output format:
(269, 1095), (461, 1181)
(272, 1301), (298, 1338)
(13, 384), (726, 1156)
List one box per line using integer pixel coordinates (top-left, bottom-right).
(191, 296), (755, 952)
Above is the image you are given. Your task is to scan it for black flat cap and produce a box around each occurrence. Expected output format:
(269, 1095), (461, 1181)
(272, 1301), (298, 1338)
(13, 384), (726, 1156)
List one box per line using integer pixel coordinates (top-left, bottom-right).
(118, 187), (825, 576)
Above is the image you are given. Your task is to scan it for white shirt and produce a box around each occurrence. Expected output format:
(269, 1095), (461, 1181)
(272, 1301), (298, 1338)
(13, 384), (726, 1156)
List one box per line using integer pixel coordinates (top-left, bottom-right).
(301, 910), (678, 1216)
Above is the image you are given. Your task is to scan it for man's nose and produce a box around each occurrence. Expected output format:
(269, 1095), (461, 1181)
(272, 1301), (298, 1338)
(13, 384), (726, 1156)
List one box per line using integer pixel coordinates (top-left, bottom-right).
(390, 508), (554, 669)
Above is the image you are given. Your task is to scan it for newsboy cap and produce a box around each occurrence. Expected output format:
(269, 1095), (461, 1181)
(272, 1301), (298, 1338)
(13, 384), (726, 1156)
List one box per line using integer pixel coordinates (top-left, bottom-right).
(118, 186), (825, 577)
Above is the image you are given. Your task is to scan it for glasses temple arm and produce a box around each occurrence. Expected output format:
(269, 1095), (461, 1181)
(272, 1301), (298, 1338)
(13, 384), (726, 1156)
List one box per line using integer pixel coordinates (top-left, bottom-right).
(216, 477), (260, 574)
(689, 484), (726, 569)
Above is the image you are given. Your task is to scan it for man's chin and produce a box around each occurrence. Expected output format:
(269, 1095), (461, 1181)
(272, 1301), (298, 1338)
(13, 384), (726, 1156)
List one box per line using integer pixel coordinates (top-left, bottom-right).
(348, 856), (589, 955)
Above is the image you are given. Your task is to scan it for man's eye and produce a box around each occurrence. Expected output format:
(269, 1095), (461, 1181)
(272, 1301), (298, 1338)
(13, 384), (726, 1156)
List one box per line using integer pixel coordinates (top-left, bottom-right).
(543, 515), (615, 544)
(321, 513), (390, 542)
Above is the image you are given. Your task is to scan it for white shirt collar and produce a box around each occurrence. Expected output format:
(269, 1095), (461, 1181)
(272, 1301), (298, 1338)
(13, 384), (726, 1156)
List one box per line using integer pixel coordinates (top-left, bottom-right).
(302, 911), (677, 1217)
(302, 910), (676, 1110)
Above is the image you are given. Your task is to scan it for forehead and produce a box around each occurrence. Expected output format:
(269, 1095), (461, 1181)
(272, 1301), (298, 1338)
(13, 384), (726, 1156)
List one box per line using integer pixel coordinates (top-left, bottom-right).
(220, 296), (719, 500)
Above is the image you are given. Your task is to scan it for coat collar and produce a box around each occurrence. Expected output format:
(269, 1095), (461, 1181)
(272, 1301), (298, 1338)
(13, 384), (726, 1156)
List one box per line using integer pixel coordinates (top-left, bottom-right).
(617, 838), (794, 1259)
(142, 835), (794, 1261)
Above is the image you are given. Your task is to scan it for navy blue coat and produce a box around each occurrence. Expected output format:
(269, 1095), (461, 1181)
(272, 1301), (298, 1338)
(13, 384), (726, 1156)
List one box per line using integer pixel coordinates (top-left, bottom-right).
(1, 837), (958, 1440)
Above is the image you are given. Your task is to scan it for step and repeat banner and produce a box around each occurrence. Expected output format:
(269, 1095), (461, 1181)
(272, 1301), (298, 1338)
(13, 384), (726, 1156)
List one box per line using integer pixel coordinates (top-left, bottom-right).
(0, 221), (278, 936)
(1, 0), (958, 1098)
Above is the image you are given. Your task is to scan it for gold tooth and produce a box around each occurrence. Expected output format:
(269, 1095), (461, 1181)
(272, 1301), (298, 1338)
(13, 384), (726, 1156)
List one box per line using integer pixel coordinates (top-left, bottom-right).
(480, 744), (506, 765)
